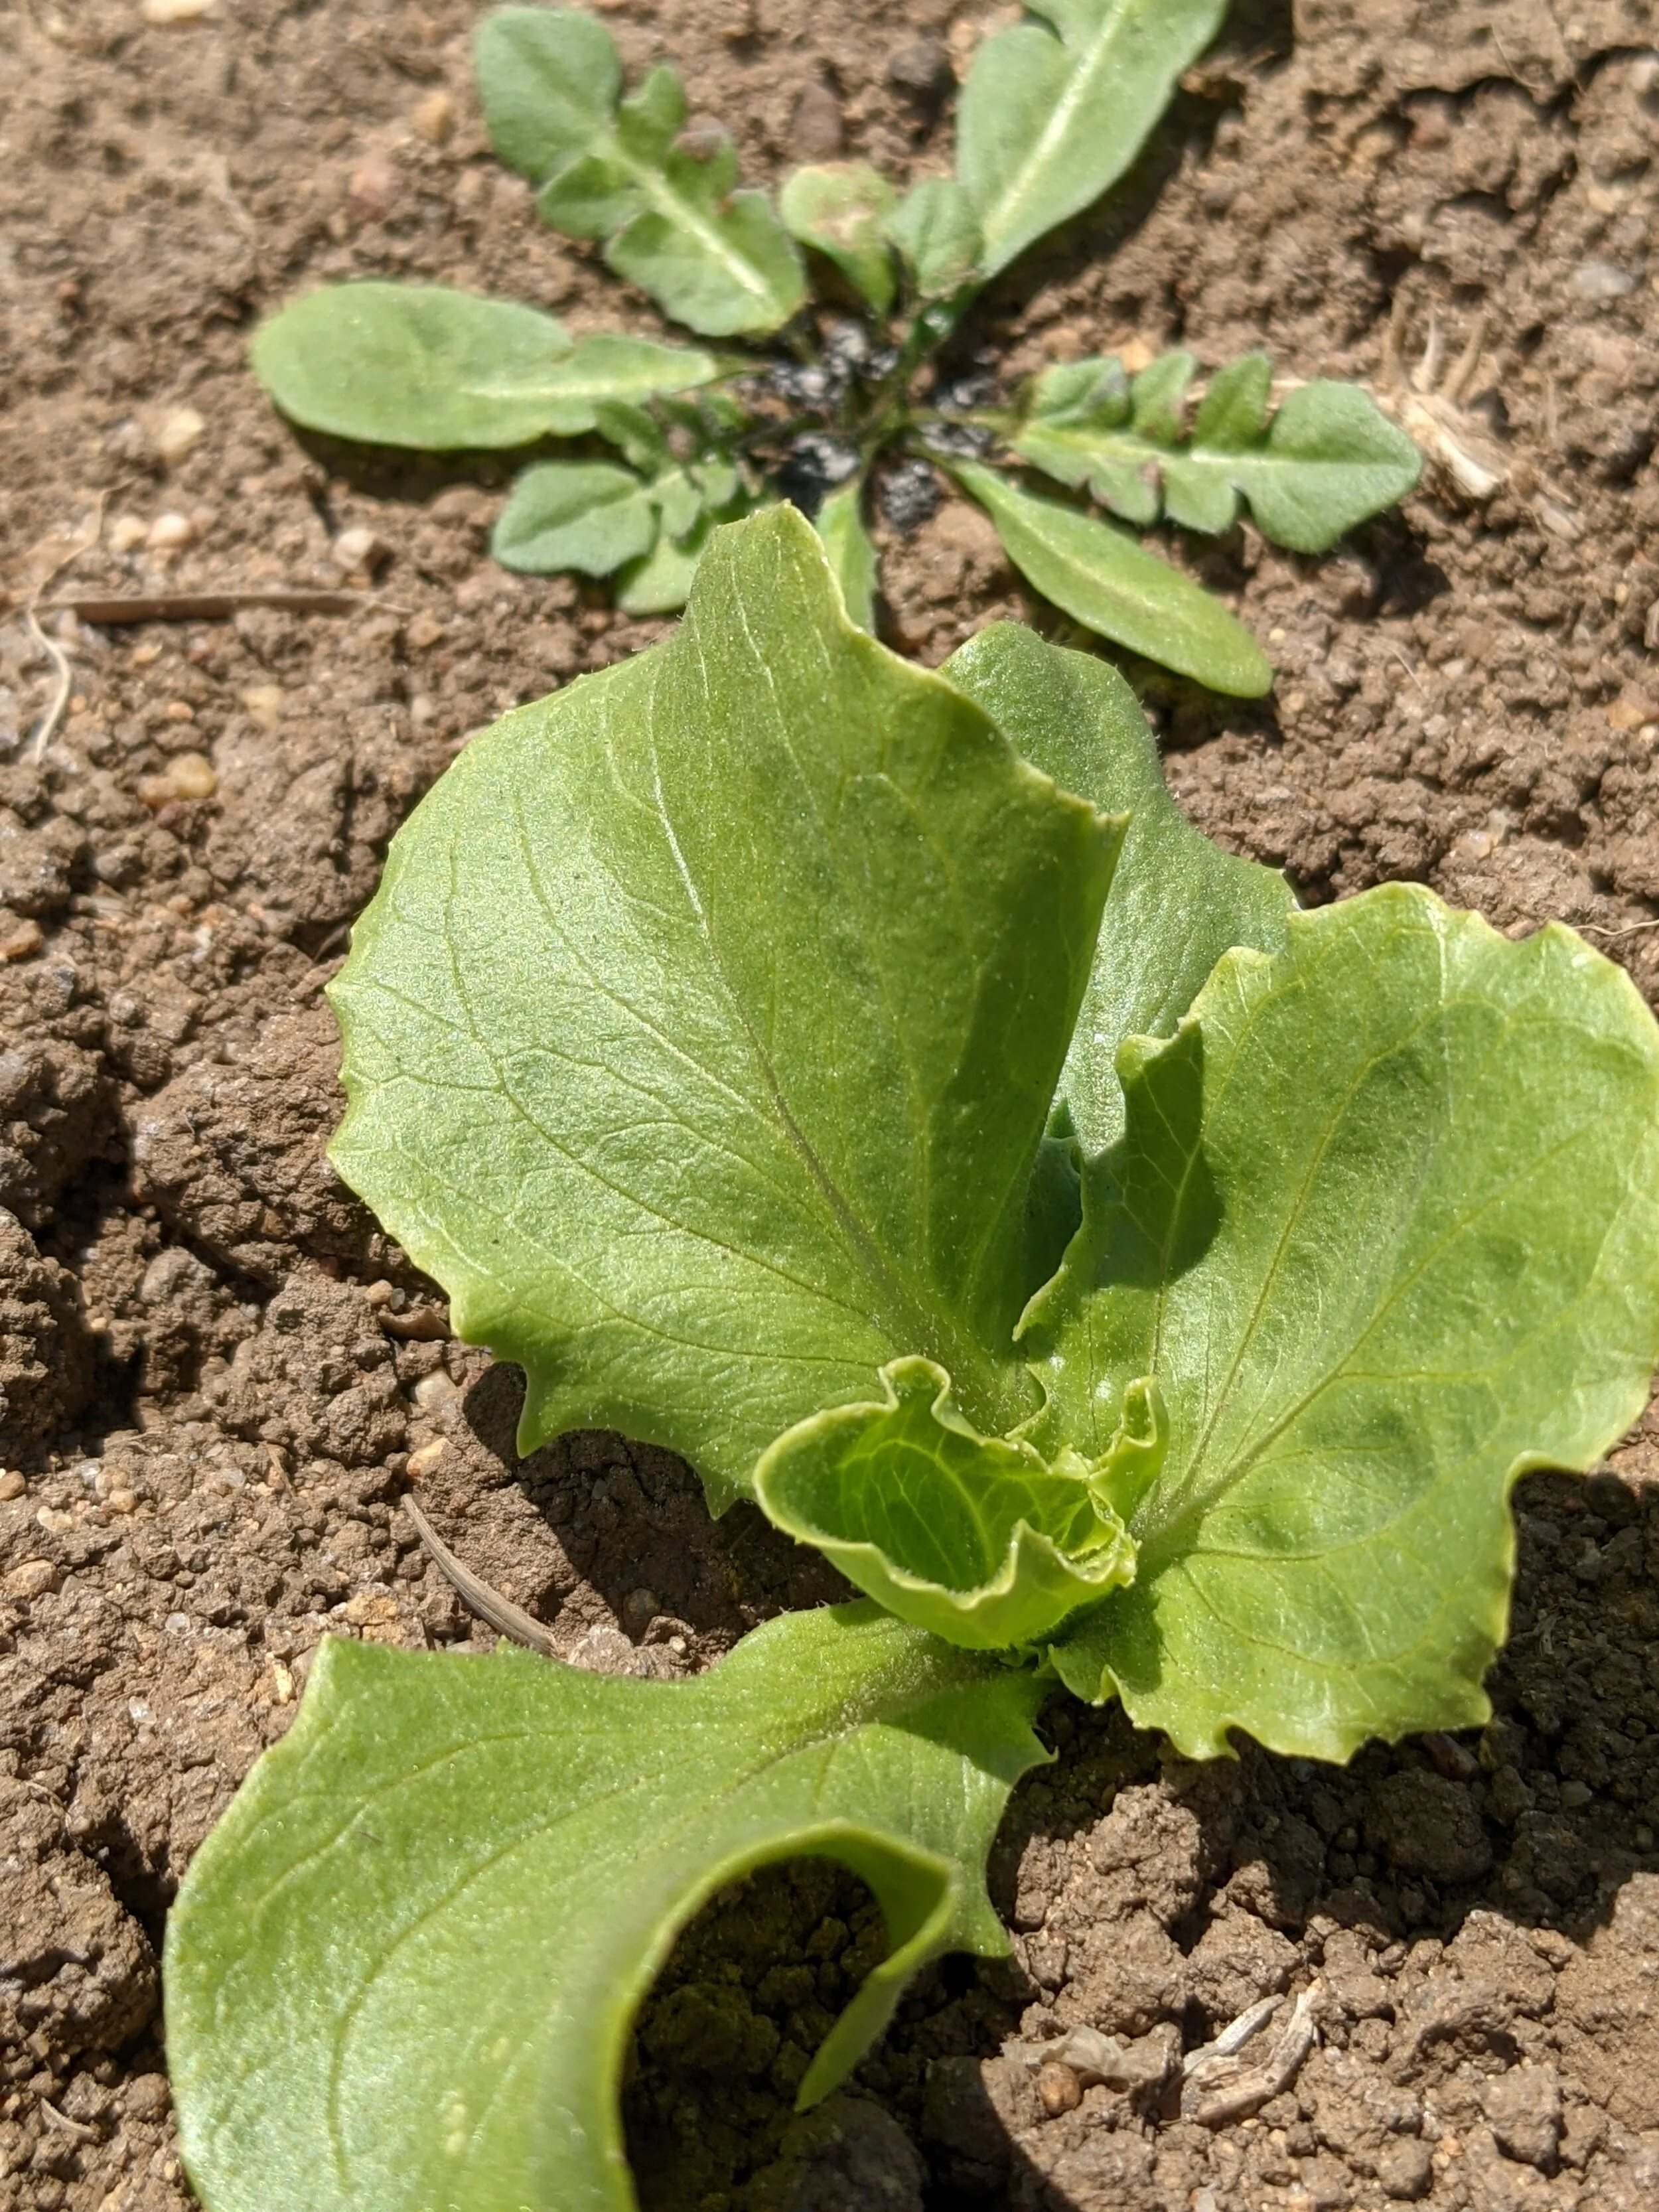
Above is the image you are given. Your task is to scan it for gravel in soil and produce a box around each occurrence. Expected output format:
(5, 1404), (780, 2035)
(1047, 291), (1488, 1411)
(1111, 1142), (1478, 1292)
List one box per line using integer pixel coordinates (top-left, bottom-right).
(5, 1), (1659, 2207)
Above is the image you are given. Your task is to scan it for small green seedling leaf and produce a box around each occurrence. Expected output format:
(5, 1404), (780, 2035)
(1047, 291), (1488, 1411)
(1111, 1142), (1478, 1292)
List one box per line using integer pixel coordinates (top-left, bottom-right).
(165, 1607), (1050, 2212)
(814, 482), (879, 631)
(885, 179), (983, 299)
(477, 6), (805, 336)
(753, 1357), (1137, 1649)
(944, 623), (1294, 1151)
(957, 0), (1228, 279)
(780, 163), (900, 315)
(328, 506), (1122, 1505)
(1014, 350), (1424, 553)
(492, 460), (658, 575)
(948, 460), (1273, 697)
(1031, 885), (1659, 1760)
(250, 284), (717, 450)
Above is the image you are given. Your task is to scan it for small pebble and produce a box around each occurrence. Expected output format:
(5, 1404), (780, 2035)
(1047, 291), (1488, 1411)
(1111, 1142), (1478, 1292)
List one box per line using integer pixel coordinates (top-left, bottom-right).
(405, 609), (445, 652)
(146, 511), (196, 552)
(411, 90), (455, 144)
(413, 1370), (460, 1411)
(154, 404), (206, 466)
(887, 37), (953, 97)
(406, 1439), (448, 1478)
(1037, 2061), (1082, 2116)
(790, 80), (844, 161)
(0, 919), (44, 962)
(109, 514), (149, 553)
(137, 751), (218, 806)
(5, 1559), (60, 1599)
(241, 683), (284, 727)
(1573, 259), (1635, 301)
(0, 1470), (26, 1501)
(348, 152), (401, 223)
(332, 524), (387, 575)
(622, 1587), (660, 1635)
(141, 0), (216, 20)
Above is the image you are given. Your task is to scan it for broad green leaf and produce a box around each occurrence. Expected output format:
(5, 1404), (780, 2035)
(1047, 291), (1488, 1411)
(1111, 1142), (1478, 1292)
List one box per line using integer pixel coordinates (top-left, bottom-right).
(957, 0), (1227, 277)
(885, 178), (983, 298)
(753, 1357), (1137, 1649)
(478, 7), (805, 337)
(949, 461), (1273, 697)
(165, 1607), (1050, 2212)
(1031, 886), (1659, 1760)
(1014, 352), (1424, 553)
(614, 516), (695, 615)
(328, 505), (1123, 1504)
(250, 285), (717, 450)
(492, 461), (658, 575)
(780, 163), (899, 315)
(474, 7), (621, 183)
(944, 623), (1293, 1151)
(814, 482), (879, 632)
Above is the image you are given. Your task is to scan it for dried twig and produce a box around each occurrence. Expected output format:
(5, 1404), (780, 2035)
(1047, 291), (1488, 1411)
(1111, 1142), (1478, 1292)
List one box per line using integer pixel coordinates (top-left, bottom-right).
(21, 496), (109, 761)
(27, 588), (381, 625)
(400, 1492), (554, 1657)
(1580, 919), (1659, 940)
(1181, 1981), (1323, 2126)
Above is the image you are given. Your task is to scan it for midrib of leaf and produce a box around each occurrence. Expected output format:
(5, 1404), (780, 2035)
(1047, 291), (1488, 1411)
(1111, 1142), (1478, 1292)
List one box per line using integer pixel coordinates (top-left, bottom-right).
(978, 0), (1136, 269)
(611, 130), (780, 314)
(653, 639), (1026, 1430)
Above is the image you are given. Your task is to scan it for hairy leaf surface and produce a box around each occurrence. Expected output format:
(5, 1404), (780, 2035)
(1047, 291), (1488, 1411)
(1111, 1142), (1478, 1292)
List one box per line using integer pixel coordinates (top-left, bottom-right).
(950, 461), (1272, 697)
(1031, 887), (1659, 1759)
(885, 179), (983, 299)
(944, 625), (1293, 1151)
(328, 506), (1121, 1503)
(754, 1357), (1137, 1648)
(165, 1610), (1049, 2212)
(492, 461), (660, 575)
(957, 0), (1227, 278)
(250, 285), (717, 449)
(780, 164), (899, 315)
(1013, 351), (1423, 553)
(477, 7), (804, 335)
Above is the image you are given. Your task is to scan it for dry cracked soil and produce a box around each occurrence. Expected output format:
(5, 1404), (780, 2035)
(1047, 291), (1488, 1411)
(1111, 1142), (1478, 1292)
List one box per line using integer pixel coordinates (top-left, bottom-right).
(7, 1), (1659, 2208)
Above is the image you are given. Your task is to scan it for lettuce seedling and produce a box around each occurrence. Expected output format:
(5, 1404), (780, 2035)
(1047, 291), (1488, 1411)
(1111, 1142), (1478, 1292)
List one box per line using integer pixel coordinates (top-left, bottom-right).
(165, 506), (1659, 2212)
(247, 0), (1421, 693)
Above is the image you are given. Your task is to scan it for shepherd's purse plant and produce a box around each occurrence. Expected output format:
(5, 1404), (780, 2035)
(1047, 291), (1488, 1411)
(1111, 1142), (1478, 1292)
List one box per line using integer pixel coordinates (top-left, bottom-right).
(165, 504), (1659, 2212)
(249, 0), (1421, 694)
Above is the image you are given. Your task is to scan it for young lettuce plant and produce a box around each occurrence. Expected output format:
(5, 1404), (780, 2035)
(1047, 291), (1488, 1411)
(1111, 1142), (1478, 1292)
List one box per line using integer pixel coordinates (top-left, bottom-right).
(165, 506), (1659, 2212)
(248, 0), (1421, 694)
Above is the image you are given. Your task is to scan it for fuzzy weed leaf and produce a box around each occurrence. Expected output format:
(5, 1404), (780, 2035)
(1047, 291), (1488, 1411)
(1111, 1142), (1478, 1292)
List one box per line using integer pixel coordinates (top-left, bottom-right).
(1032, 887), (1659, 1760)
(492, 461), (660, 575)
(780, 163), (899, 315)
(957, 0), (1228, 279)
(885, 178), (983, 300)
(477, 6), (804, 336)
(949, 461), (1272, 697)
(944, 624), (1293, 1151)
(814, 482), (879, 630)
(250, 284), (716, 449)
(328, 506), (1121, 1506)
(1014, 350), (1423, 553)
(164, 1609), (1050, 2212)
(754, 1357), (1137, 1649)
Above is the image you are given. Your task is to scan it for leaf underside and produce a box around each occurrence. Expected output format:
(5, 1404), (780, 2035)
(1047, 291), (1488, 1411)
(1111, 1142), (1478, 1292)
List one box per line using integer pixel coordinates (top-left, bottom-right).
(1032, 885), (1659, 1759)
(328, 504), (1121, 1507)
(164, 1609), (1050, 2212)
(1013, 350), (1423, 553)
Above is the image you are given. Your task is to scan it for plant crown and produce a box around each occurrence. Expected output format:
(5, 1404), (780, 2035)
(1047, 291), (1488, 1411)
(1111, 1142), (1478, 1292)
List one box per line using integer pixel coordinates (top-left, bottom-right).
(165, 505), (1659, 2212)
(248, 0), (1423, 693)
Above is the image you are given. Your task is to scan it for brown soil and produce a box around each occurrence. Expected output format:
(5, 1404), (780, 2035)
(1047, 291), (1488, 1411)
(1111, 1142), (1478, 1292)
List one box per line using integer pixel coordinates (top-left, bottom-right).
(5, 2), (1659, 2208)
